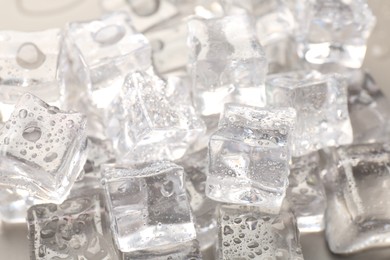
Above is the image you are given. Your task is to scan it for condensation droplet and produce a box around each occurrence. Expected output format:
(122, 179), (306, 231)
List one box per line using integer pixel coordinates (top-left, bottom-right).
(22, 126), (42, 142)
(93, 25), (125, 45)
(19, 109), (27, 118)
(16, 42), (46, 69)
(44, 152), (58, 162)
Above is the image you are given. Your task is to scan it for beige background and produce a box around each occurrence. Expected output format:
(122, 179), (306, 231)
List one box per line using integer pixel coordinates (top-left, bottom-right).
(0, 0), (389, 259)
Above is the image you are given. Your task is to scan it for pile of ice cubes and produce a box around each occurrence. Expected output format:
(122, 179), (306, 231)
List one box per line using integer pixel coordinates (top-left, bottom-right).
(0, 0), (388, 258)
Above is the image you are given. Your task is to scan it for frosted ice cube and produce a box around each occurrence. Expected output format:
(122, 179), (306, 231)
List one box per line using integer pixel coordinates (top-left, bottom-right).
(294, 0), (376, 68)
(0, 93), (87, 203)
(123, 240), (202, 260)
(59, 12), (151, 138)
(266, 70), (353, 157)
(207, 103), (296, 213)
(101, 161), (196, 252)
(107, 68), (205, 163)
(217, 204), (303, 259)
(325, 143), (390, 254)
(0, 29), (63, 120)
(179, 148), (218, 250)
(187, 14), (267, 116)
(287, 152), (326, 232)
(27, 192), (119, 260)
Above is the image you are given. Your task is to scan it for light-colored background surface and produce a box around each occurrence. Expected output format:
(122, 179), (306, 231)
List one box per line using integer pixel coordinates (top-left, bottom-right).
(0, 0), (389, 259)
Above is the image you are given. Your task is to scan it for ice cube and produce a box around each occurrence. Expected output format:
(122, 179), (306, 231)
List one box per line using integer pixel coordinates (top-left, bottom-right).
(187, 14), (268, 116)
(0, 93), (87, 203)
(217, 204), (304, 259)
(106, 68), (205, 163)
(266, 70), (353, 157)
(207, 103), (296, 213)
(123, 240), (202, 260)
(0, 29), (63, 120)
(287, 152), (327, 232)
(101, 161), (196, 252)
(325, 143), (390, 254)
(178, 148), (218, 250)
(347, 70), (390, 144)
(27, 192), (119, 260)
(59, 12), (151, 139)
(294, 0), (376, 68)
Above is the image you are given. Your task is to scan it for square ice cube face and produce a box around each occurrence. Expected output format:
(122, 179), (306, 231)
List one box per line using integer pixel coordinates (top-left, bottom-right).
(107, 69), (205, 163)
(0, 29), (62, 120)
(0, 93), (87, 203)
(187, 14), (268, 116)
(295, 0), (376, 68)
(266, 70), (353, 157)
(207, 103), (296, 213)
(287, 152), (327, 233)
(27, 192), (119, 260)
(101, 162), (196, 252)
(217, 204), (304, 259)
(60, 12), (151, 112)
(326, 143), (390, 254)
(122, 240), (201, 260)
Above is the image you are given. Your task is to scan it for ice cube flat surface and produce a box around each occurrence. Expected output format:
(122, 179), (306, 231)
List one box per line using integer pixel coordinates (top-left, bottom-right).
(217, 204), (303, 259)
(107, 68), (205, 163)
(207, 103), (296, 213)
(0, 29), (62, 120)
(294, 0), (376, 68)
(27, 192), (118, 260)
(179, 148), (218, 250)
(187, 14), (267, 116)
(102, 161), (196, 252)
(0, 93), (87, 203)
(123, 239), (202, 260)
(325, 143), (390, 254)
(266, 70), (353, 156)
(287, 152), (326, 233)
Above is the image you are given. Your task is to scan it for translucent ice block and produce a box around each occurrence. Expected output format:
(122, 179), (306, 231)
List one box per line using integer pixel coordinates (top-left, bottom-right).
(123, 240), (202, 260)
(27, 192), (119, 260)
(0, 93), (87, 203)
(217, 204), (303, 259)
(207, 103), (296, 213)
(287, 152), (326, 232)
(266, 70), (353, 156)
(326, 143), (390, 254)
(59, 12), (151, 138)
(106, 68), (205, 163)
(102, 162), (196, 252)
(294, 0), (376, 68)
(0, 29), (62, 120)
(179, 148), (218, 250)
(187, 14), (268, 116)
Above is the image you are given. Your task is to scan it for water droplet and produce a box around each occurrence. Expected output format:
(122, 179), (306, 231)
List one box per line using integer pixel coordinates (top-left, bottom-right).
(245, 217), (258, 230)
(93, 25), (125, 45)
(22, 126), (42, 142)
(233, 238), (242, 244)
(223, 225), (234, 235)
(19, 109), (27, 118)
(44, 152), (58, 162)
(40, 228), (55, 238)
(3, 137), (9, 145)
(47, 106), (59, 114)
(247, 241), (259, 249)
(66, 120), (74, 128)
(160, 180), (174, 197)
(16, 42), (46, 69)
(20, 149), (27, 155)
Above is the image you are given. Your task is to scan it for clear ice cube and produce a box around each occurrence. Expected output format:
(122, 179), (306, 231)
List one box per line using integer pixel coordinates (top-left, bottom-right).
(287, 152), (326, 232)
(0, 93), (87, 203)
(106, 68), (205, 163)
(294, 0), (376, 68)
(27, 192), (119, 260)
(217, 204), (304, 259)
(123, 239), (202, 260)
(187, 14), (268, 116)
(266, 70), (353, 157)
(0, 29), (63, 120)
(325, 143), (390, 254)
(101, 161), (196, 252)
(59, 12), (151, 138)
(207, 103), (296, 213)
(179, 148), (218, 250)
